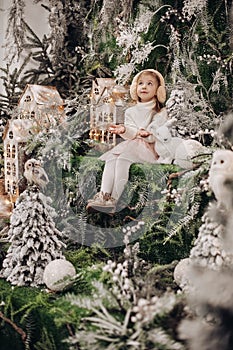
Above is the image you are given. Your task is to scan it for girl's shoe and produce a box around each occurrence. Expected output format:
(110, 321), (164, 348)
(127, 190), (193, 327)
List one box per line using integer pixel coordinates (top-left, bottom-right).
(86, 192), (116, 212)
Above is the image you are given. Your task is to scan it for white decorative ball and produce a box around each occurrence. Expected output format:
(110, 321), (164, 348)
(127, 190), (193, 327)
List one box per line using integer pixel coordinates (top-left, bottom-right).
(43, 259), (76, 291)
(174, 258), (191, 289)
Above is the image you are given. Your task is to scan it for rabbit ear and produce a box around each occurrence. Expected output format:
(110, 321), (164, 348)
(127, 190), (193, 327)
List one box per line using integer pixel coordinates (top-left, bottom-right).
(165, 117), (177, 128)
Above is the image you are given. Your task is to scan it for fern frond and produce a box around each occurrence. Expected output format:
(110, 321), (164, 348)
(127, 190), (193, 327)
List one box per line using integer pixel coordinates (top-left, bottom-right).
(24, 312), (36, 350)
(164, 210), (198, 244)
(34, 327), (56, 350)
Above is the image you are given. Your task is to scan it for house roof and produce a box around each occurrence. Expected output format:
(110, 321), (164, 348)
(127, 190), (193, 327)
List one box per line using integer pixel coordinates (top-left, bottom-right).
(3, 119), (35, 142)
(18, 84), (63, 106)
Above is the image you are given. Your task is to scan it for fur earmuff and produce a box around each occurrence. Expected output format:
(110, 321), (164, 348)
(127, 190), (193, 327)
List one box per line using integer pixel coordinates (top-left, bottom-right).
(130, 69), (166, 103)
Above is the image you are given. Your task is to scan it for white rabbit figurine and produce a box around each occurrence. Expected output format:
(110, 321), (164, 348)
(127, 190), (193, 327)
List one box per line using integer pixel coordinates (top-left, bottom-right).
(150, 118), (204, 169)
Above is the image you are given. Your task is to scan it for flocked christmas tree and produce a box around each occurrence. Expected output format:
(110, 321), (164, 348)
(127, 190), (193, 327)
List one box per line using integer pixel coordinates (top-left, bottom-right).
(178, 119), (233, 350)
(189, 205), (233, 270)
(0, 160), (66, 287)
(178, 202), (233, 350)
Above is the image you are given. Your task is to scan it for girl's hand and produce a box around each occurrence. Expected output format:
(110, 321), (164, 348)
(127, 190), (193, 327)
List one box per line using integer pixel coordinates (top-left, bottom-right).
(137, 129), (151, 137)
(108, 124), (125, 134)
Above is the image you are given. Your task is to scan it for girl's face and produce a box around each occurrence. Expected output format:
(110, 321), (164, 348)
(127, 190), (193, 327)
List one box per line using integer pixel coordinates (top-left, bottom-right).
(136, 73), (158, 103)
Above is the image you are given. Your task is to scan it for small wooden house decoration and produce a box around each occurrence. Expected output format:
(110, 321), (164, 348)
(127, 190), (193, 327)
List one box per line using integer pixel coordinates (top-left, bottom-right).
(18, 84), (64, 129)
(3, 84), (64, 202)
(3, 119), (33, 202)
(89, 78), (129, 146)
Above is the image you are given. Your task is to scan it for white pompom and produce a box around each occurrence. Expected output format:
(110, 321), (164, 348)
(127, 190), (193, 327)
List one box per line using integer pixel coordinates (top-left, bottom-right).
(43, 259), (76, 291)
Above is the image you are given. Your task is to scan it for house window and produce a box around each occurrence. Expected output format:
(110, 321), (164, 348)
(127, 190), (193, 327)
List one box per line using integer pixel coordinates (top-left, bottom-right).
(6, 144), (11, 157)
(7, 180), (10, 193)
(12, 163), (16, 176)
(19, 111), (30, 119)
(12, 145), (16, 158)
(12, 181), (17, 195)
(24, 95), (32, 102)
(6, 162), (11, 175)
(9, 131), (13, 139)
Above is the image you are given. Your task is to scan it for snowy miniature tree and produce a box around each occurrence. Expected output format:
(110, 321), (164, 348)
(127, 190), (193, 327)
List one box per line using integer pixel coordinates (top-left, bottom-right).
(178, 115), (233, 349)
(189, 205), (233, 270)
(0, 185), (66, 287)
(174, 203), (233, 291)
(179, 205), (233, 350)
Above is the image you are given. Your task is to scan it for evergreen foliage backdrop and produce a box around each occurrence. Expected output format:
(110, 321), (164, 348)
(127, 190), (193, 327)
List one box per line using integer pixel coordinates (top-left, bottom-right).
(0, 0), (232, 349)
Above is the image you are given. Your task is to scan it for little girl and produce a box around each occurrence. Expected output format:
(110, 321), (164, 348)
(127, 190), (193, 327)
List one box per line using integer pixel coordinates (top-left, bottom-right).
(87, 69), (168, 212)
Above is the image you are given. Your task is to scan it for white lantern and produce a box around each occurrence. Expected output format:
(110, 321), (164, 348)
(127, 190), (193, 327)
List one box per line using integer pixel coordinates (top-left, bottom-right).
(89, 78), (130, 147)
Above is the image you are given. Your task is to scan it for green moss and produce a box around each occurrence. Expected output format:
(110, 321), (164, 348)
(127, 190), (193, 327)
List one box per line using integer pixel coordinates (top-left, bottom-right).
(0, 280), (63, 349)
(0, 273), (95, 349)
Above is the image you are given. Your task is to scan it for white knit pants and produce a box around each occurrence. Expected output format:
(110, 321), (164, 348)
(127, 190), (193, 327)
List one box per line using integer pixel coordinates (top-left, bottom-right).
(100, 156), (133, 200)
